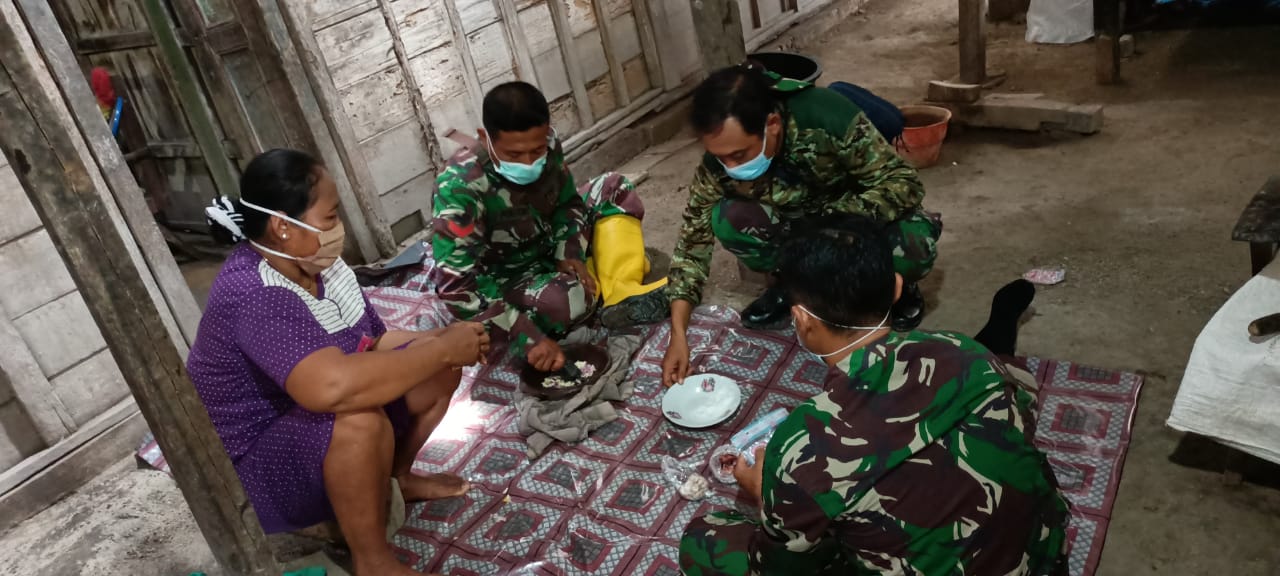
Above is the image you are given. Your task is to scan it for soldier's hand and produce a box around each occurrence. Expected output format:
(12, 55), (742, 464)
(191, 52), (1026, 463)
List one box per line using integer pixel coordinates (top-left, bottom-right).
(733, 446), (766, 504)
(527, 338), (565, 372)
(662, 336), (690, 387)
(557, 259), (597, 303)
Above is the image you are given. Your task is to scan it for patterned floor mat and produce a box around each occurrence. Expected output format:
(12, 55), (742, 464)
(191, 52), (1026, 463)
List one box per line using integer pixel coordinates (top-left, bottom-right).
(139, 268), (1141, 576)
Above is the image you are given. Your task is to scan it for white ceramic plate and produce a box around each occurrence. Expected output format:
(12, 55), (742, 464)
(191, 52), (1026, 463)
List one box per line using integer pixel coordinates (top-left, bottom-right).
(661, 374), (743, 429)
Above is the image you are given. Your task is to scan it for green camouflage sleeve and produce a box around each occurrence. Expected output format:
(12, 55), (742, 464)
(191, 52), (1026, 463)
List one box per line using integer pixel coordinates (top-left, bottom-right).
(825, 112), (925, 221)
(666, 164), (721, 306)
(755, 400), (841, 570)
(549, 148), (588, 262)
(430, 166), (545, 351)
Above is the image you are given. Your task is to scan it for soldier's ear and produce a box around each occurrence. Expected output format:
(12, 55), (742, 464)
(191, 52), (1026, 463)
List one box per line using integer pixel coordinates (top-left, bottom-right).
(892, 273), (904, 305)
(791, 304), (811, 333)
(765, 112), (782, 134)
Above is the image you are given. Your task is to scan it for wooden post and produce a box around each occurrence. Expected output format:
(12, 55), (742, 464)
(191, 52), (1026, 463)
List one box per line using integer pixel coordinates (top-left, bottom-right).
(958, 0), (986, 85)
(689, 0), (747, 72)
(0, 15), (280, 576)
(1094, 0), (1122, 84)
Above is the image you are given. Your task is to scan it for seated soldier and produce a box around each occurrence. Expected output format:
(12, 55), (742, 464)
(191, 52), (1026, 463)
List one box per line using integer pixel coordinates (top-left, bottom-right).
(663, 64), (942, 385)
(431, 82), (667, 370)
(679, 215), (1068, 576)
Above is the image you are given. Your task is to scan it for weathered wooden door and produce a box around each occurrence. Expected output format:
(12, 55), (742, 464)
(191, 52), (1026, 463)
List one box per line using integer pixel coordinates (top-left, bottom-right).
(48, 0), (300, 230)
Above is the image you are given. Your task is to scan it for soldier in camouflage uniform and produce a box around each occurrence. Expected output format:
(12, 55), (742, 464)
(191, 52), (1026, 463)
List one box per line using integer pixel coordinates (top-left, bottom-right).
(432, 82), (666, 370)
(680, 216), (1068, 576)
(662, 65), (941, 385)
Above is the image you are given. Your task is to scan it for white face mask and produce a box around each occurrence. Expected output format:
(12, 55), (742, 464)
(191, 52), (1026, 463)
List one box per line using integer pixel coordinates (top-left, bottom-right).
(794, 304), (890, 359)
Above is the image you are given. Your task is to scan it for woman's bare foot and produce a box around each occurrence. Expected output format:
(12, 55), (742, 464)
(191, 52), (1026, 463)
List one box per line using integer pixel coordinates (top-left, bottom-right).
(396, 472), (470, 502)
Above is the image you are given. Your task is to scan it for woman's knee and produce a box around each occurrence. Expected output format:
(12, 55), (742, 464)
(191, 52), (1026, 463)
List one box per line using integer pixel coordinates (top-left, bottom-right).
(404, 369), (461, 415)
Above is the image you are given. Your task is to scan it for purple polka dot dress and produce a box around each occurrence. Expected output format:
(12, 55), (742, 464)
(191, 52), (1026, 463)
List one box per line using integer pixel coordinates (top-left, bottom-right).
(187, 244), (408, 534)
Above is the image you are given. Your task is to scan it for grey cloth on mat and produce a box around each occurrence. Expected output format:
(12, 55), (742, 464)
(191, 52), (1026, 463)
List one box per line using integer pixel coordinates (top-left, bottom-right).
(515, 329), (644, 458)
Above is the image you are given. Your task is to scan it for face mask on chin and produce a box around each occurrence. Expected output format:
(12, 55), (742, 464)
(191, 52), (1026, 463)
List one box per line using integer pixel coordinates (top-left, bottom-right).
(240, 199), (346, 276)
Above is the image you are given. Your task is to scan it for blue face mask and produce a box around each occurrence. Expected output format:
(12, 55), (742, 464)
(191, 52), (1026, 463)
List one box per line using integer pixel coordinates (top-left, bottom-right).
(488, 134), (548, 186)
(721, 132), (772, 181)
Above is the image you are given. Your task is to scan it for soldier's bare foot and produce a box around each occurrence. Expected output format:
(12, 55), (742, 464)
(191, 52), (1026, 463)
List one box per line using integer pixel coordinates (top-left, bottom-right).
(397, 472), (470, 501)
(353, 557), (425, 576)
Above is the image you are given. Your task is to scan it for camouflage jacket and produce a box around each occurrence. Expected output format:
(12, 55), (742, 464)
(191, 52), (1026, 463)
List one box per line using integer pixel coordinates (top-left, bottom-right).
(756, 330), (1068, 575)
(430, 135), (587, 348)
(667, 86), (925, 306)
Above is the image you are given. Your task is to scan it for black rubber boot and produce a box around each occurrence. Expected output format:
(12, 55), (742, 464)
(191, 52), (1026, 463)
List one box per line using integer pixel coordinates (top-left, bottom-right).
(600, 285), (670, 330)
(741, 284), (790, 330)
(974, 279), (1036, 356)
(891, 282), (926, 332)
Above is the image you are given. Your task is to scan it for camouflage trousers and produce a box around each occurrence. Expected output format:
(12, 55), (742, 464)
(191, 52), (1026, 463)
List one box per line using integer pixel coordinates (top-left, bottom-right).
(489, 172), (643, 338)
(710, 198), (943, 283)
(679, 510), (853, 576)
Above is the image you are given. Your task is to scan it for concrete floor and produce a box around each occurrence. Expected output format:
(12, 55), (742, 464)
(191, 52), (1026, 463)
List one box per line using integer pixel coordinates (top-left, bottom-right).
(3, 0), (1280, 574)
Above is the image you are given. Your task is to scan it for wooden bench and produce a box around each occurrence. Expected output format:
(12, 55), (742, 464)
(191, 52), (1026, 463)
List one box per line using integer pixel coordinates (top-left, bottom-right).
(1232, 176), (1280, 275)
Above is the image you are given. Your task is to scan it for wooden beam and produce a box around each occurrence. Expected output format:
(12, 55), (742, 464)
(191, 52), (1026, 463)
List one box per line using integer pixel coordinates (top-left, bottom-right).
(546, 0), (595, 127)
(689, 0), (747, 72)
(958, 0), (986, 85)
(0, 311), (73, 445)
(271, 0), (397, 260)
(75, 31), (158, 54)
(591, 0), (631, 106)
(0, 401), (146, 534)
(373, 0), (444, 171)
(204, 20), (250, 54)
(0, 15), (279, 575)
(645, 0), (685, 90)
(632, 0), (665, 90)
(493, 0), (540, 87)
(0, 398), (134, 498)
(15, 0), (204, 349)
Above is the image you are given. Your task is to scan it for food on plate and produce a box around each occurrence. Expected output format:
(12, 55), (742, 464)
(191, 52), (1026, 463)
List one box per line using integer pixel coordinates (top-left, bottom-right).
(541, 360), (595, 389)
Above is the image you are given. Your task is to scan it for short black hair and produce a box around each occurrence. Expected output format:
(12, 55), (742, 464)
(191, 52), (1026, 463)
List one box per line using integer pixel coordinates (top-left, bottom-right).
(779, 214), (896, 330)
(237, 148), (322, 240)
(482, 81), (550, 138)
(690, 65), (777, 136)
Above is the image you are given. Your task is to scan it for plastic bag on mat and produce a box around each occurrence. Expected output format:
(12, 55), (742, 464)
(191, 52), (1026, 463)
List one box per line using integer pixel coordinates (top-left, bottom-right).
(1026, 0), (1095, 44)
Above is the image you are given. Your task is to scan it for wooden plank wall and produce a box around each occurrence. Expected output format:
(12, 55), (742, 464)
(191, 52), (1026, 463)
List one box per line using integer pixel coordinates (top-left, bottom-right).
(0, 0), (144, 476)
(289, 0), (839, 240)
(0, 128), (130, 474)
(290, 0), (696, 240)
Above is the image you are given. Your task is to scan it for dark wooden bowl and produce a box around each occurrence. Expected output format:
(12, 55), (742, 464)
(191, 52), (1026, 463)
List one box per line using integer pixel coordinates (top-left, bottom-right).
(519, 343), (610, 400)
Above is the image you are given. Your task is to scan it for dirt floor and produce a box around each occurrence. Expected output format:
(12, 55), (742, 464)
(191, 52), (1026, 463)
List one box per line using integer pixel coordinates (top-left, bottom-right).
(3, 0), (1280, 574)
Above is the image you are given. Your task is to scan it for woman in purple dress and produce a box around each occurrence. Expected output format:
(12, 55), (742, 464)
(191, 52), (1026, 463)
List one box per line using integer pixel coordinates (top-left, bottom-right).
(189, 149), (488, 576)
